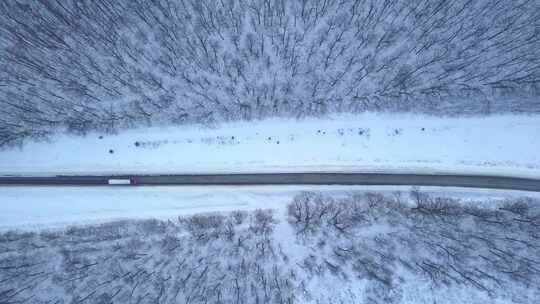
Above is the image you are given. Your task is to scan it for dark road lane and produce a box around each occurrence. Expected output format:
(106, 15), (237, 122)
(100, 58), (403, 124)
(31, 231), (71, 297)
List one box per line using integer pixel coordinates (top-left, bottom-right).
(0, 173), (539, 192)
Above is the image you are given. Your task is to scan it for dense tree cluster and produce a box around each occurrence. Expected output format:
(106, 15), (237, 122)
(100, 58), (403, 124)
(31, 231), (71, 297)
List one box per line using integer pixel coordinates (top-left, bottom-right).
(0, 210), (296, 303)
(1, 0), (539, 146)
(288, 191), (540, 303)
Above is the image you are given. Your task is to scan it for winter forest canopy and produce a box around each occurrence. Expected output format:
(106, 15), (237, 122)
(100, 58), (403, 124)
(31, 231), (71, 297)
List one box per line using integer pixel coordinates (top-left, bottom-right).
(1, 0), (539, 146)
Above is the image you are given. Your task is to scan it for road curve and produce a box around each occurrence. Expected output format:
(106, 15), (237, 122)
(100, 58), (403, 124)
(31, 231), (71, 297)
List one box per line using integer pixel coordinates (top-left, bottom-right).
(0, 173), (540, 192)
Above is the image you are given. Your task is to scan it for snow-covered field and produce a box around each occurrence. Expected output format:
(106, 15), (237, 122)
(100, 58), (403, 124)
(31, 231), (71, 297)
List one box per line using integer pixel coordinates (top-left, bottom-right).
(1, 114), (539, 177)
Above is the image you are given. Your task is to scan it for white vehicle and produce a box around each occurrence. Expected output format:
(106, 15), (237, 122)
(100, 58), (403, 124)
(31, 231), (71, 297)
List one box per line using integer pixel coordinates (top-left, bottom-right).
(107, 179), (131, 185)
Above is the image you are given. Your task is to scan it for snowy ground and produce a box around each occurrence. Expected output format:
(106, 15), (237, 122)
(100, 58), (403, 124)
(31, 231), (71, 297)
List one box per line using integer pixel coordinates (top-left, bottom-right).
(2, 189), (539, 303)
(1, 113), (539, 177)
(2, 185), (539, 231)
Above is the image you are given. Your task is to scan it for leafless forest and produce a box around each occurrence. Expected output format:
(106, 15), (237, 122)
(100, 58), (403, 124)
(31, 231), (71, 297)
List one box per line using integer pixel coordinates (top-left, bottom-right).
(1, 192), (539, 303)
(1, 0), (539, 146)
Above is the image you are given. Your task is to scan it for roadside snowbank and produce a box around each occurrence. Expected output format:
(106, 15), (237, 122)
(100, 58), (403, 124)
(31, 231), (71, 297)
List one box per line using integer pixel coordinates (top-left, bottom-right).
(1, 185), (538, 231)
(1, 113), (539, 177)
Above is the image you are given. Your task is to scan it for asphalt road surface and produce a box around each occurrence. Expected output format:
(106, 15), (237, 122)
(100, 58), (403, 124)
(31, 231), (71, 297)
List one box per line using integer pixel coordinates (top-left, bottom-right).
(0, 173), (540, 192)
